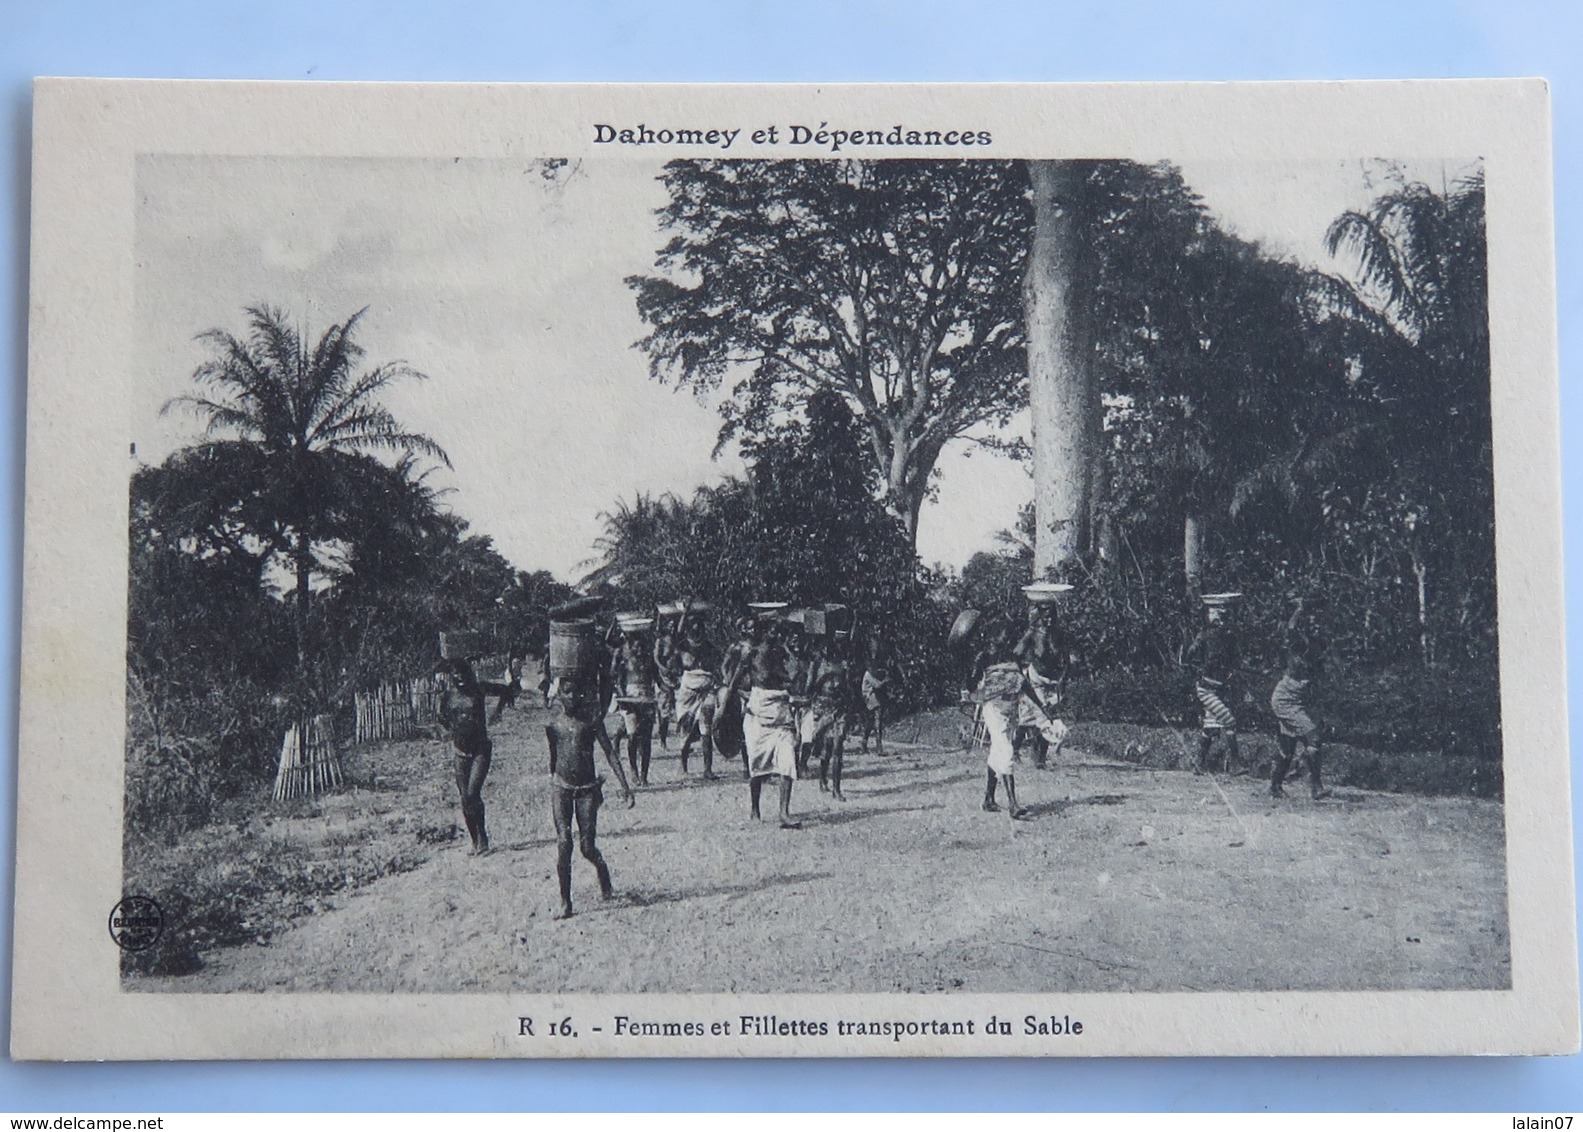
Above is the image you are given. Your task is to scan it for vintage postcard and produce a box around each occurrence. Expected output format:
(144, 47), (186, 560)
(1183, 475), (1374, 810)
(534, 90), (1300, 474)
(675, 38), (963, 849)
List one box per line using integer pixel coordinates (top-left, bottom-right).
(11, 78), (1576, 1058)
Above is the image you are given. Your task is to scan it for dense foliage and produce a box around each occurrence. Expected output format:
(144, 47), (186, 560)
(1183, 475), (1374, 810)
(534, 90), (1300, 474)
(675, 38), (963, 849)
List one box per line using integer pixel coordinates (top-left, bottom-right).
(127, 309), (575, 833)
(580, 389), (953, 702)
(129, 161), (1502, 838)
(629, 159), (1031, 540)
(628, 160), (1497, 761)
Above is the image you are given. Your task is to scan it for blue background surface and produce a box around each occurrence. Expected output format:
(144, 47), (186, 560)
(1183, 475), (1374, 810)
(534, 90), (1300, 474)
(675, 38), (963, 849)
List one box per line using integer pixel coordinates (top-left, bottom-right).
(1, 0), (1579, 1112)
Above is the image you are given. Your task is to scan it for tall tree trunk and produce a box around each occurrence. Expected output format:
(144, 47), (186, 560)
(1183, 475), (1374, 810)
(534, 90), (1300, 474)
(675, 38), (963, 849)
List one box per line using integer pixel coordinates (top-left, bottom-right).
(1410, 542), (1433, 667)
(1025, 160), (1099, 580)
(1362, 547), (1378, 645)
(293, 529), (313, 717)
(1183, 511), (1206, 598)
(879, 426), (940, 549)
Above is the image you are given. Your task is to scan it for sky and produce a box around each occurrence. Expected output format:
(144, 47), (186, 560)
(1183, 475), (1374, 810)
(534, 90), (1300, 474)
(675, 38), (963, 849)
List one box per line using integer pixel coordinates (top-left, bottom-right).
(133, 153), (1479, 581)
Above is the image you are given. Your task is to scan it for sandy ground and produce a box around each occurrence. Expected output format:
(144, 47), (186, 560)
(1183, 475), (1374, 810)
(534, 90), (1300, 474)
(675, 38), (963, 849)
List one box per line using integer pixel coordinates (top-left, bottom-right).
(131, 704), (1511, 994)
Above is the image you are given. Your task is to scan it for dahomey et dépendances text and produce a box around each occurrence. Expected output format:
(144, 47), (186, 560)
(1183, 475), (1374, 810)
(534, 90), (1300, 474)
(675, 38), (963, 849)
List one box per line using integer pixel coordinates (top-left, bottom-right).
(592, 123), (993, 153)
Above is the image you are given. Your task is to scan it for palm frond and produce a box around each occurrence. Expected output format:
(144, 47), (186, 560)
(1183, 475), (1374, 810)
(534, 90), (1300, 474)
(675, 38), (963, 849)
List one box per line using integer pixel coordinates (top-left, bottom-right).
(310, 361), (423, 442)
(191, 330), (295, 432)
(303, 308), (370, 414)
(1324, 210), (1420, 336)
(327, 423), (452, 468)
(240, 305), (311, 432)
(160, 395), (261, 439)
(1228, 458), (1295, 518)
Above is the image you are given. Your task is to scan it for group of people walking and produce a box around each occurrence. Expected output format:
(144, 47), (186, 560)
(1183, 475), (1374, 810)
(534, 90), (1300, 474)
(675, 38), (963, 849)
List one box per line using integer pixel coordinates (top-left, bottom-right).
(431, 586), (1328, 917)
(961, 586), (1329, 823)
(608, 603), (891, 825)
(431, 598), (892, 917)
(1184, 592), (1330, 800)
(962, 591), (1078, 822)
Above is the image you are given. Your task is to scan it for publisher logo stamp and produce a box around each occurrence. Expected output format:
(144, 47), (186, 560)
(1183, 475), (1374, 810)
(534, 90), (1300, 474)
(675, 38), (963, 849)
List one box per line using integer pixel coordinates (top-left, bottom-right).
(108, 896), (163, 951)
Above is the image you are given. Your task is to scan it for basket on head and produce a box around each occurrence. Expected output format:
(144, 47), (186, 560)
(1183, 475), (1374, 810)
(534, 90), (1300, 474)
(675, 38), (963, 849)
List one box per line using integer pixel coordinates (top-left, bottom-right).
(1021, 582), (1075, 605)
(800, 603), (851, 636)
(548, 619), (598, 676)
(548, 594), (606, 621)
(616, 613), (656, 635)
(657, 599), (712, 618)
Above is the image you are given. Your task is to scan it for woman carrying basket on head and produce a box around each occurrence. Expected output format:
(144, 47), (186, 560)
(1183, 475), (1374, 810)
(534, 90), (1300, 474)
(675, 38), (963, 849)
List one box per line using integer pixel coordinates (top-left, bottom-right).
(1269, 596), (1331, 800)
(436, 655), (517, 857)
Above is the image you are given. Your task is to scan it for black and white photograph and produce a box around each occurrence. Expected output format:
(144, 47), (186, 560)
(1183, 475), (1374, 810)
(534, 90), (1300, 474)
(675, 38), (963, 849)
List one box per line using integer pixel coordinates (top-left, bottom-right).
(11, 79), (1574, 1058)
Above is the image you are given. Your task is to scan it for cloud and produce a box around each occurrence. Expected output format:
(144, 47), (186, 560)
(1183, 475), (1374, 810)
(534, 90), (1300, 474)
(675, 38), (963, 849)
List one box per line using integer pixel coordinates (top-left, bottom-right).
(259, 227), (341, 273)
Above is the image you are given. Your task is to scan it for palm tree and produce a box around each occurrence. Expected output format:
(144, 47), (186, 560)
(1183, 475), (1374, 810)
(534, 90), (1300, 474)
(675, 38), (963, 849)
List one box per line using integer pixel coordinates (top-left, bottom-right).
(164, 304), (449, 710)
(1322, 172), (1486, 347)
(1229, 423), (1386, 545)
(580, 492), (693, 601)
(1319, 171), (1490, 665)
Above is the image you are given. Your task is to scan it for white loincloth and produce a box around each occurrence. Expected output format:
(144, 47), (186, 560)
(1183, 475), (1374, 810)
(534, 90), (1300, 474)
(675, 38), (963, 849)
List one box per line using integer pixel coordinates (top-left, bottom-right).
(798, 702), (845, 746)
(674, 669), (717, 732)
(982, 696), (1020, 775)
(1019, 667), (1069, 749)
(745, 687), (798, 779)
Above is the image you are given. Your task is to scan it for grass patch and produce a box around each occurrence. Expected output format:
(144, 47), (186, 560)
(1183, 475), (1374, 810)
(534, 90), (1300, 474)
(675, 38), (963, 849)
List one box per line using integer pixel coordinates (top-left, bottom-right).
(121, 738), (454, 978)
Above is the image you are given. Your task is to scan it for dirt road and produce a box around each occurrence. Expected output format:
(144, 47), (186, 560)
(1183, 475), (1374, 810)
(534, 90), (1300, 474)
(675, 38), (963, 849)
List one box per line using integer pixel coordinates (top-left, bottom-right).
(131, 705), (1510, 994)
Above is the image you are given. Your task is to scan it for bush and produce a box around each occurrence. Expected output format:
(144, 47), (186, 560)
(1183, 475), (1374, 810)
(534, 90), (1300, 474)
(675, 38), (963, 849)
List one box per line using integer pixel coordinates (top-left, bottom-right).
(125, 737), (218, 840)
(124, 671), (286, 839)
(1072, 660), (1500, 771)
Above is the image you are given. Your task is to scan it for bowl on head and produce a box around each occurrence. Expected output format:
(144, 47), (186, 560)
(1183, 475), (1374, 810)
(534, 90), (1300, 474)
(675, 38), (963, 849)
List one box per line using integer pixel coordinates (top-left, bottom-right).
(1021, 583), (1075, 605)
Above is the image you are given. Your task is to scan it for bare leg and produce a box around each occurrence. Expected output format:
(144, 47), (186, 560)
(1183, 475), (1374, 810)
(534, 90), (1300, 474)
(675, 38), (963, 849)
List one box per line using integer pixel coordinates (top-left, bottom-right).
(552, 789), (575, 918)
(829, 734), (846, 801)
(1271, 733), (1295, 798)
(679, 726), (695, 774)
(636, 723), (652, 786)
(576, 791), (614, 899)
(465, 800), (488, 855)
(778, 775), (799, 829)
(1002, 773), (1028, 820)
(749, 775), (765, 820)
(458, 748), (492, 855)
(619, 731), (636, 779)
(1195, 731), (1215, 774)
(456, 756), (478, 848)
(1307, 740), (1330, 799)
(982, 767), (1000, 812)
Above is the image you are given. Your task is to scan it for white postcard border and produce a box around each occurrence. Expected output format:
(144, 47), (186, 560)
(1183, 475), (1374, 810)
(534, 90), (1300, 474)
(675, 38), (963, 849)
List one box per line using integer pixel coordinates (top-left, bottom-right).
(11, 78), (1575, 1059)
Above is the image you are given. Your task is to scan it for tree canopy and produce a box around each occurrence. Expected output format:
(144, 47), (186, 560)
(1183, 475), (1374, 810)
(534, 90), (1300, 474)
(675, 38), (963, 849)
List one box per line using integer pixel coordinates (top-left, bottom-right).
(162, 305), (451, 709)
(629, 159), (1031, 542)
